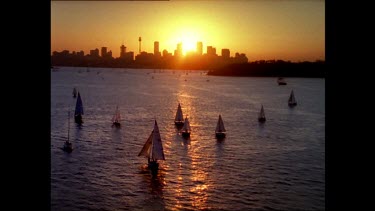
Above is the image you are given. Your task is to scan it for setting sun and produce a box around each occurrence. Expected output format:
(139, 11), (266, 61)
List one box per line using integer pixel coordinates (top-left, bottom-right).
(181, 40), (196, 55)
(174, 29), (201, 55)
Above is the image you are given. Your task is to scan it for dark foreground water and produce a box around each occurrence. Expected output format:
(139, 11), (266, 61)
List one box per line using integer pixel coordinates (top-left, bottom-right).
(51, 67), (325, 210)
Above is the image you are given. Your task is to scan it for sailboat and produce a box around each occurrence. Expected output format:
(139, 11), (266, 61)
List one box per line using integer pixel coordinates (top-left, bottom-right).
(138, 120), (165, 173)
(73, 87), (77, 98)
(215, 114), (226, 138)
(112, 105), (121, 127)
(74, 92), (84, 124)
(181, 116), (191, 138)
(174, 103), (184, 126)
(288, 90), (297, 107)
(63, 111), (73, 153)
(258, 105), (266, 122)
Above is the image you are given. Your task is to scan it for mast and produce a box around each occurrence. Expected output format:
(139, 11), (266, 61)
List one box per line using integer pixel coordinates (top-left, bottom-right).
(112, 105), (120, 122)
(68, 111), (70, 142)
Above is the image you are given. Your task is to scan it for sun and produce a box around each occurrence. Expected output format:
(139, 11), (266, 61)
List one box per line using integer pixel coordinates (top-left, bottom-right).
(182, 38), (196, 55)
(176, 30), (199, 56)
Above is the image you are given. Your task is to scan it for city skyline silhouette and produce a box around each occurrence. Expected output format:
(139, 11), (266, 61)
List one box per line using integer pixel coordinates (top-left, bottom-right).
(51, 1), (324, 62)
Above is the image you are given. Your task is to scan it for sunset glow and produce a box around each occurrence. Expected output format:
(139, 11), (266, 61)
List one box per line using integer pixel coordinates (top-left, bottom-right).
(51, 1), (324, 62)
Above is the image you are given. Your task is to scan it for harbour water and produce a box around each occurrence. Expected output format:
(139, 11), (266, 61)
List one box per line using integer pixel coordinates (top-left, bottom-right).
(51, 67), (325, 210)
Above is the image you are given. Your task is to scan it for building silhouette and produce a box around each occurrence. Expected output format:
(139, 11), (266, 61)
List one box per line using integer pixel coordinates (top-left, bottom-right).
(221, 48), (230, 59)
(207, 46), (216, 56)
(101, 47), (107, 57)
(197, 42), (203, 55)
(51, 39), (254, 69)
(174, 43), (183, 57)
(120, 44), (126, 58)
(90, 48), (99, 57)
(107, 50), (112, 58)
(154, 41), (161, 57)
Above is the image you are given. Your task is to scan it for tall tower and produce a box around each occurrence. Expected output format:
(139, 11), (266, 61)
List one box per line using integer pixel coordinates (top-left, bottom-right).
(138, 37), (142, 54)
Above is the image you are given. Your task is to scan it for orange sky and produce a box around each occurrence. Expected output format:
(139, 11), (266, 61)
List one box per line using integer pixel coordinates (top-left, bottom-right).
(51, 0), (325, 62)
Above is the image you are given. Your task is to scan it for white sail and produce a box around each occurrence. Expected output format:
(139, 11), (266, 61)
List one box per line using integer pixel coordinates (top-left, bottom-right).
(138, 120), (165, 161)
(175, 103), (184, 122)
(258, 105), (265, 119)
(151, 120), (165, 160)
(181, 117), (191, 133)
(215, 115), (226, 133)
(138, 133), (152, 158)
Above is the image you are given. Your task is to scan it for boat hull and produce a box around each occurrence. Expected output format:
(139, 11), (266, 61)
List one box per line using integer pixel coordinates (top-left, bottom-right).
(63, 142), (73, 153)
(215, 132), (226, 138)
(175, 121), (184, 126)
(75, 115), (83, 124)
(112, 122), (121, 127)
(182, 132), (190, 138)
(288, 103), (297, 107)
(258, 117), (266, 123)
(148, 161), (159, 175)
(278, 82), (287, 85)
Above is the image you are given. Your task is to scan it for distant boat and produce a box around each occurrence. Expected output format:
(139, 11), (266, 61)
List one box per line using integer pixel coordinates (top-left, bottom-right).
(73, 87), (77, 98)
(63, 111), (73, 153)
(112, 105), (121, 127)
(258, 105), (266, 123)
(74, 92), (84, 124)
(174, 103), (184, 126)
(215, 114), (226, 138)
(288, 90), (297, 107)
(51, 66), (59, 72)
(138, 120), (165, 174)
(181, 116), (191, 138)
(277, 77), (287, 85)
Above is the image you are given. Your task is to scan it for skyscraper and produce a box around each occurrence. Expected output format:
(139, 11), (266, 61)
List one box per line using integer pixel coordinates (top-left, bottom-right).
(207, 46), (216, 56)
(120, 44), (126, 58)
(154, 41), (160, 56)
(197, 42), (203, 55)
(175, 43), (183, 57)
(138, 37), (142, 54)
(101, 47), (107, 57)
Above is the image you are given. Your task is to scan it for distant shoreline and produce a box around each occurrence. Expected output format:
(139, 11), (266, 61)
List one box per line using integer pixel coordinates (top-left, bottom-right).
(207, 61), (326, 78)
(52, 61), (326, 79)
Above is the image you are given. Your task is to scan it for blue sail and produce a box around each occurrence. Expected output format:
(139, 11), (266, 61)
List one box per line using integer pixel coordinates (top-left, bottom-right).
(75, 92), (84, 116)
